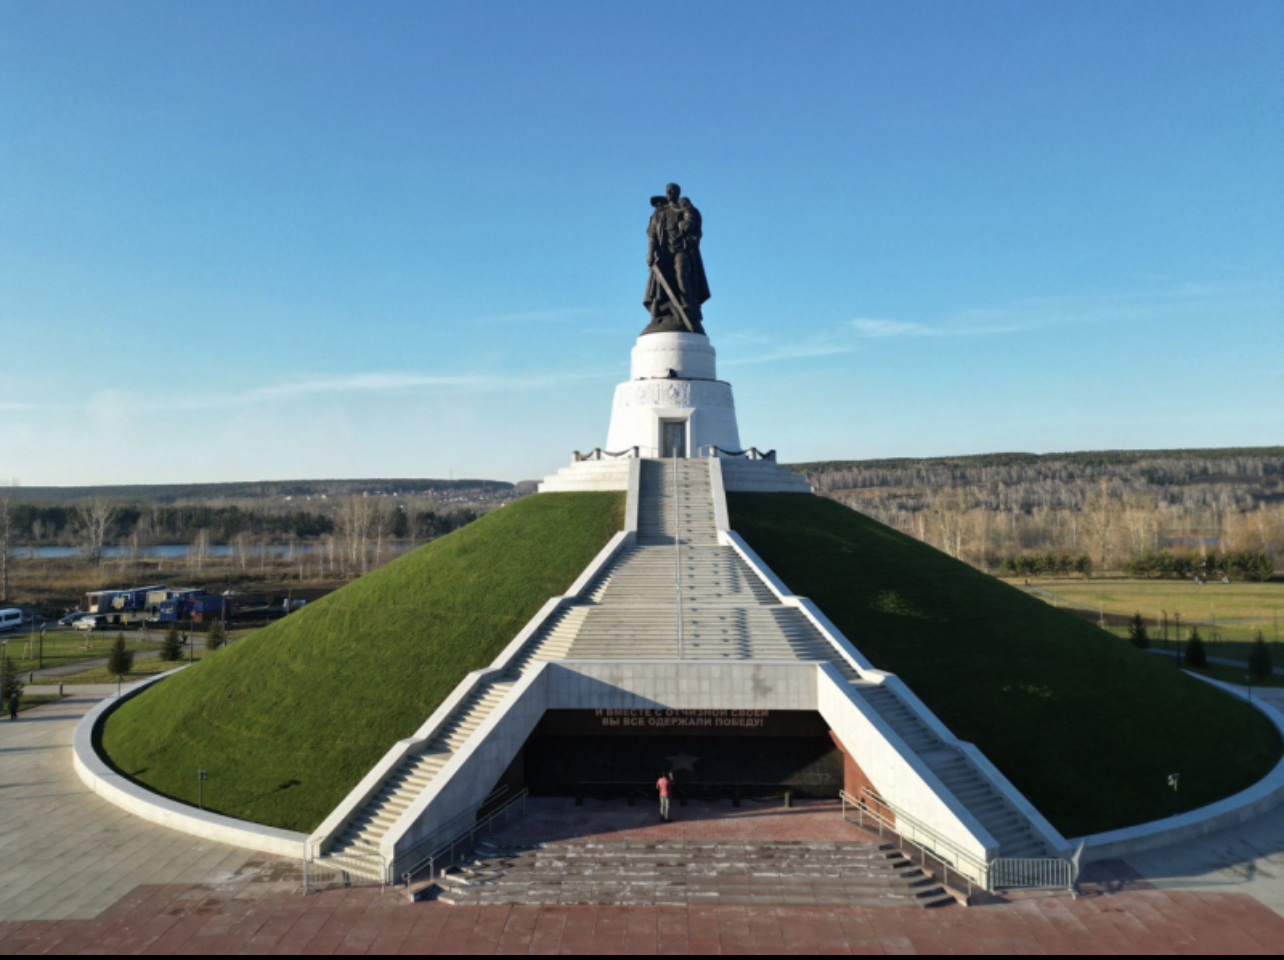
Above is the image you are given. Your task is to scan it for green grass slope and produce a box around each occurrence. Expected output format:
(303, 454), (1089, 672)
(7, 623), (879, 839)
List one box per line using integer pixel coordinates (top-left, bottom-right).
(101, 492), (623, 832)
(729, 493), (1281, 838)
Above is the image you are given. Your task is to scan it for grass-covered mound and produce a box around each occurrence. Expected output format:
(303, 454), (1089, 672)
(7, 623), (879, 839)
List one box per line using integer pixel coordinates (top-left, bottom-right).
(101, 492), (623, 832)
(729, 493), (1282, 838)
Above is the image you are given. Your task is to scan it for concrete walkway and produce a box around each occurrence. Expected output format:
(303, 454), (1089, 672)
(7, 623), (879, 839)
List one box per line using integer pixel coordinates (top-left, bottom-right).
(0, 695), (256, 922)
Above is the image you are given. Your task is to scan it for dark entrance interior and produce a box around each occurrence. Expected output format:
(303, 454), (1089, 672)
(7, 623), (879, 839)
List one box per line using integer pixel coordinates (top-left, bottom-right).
(514, 709), (842, 801)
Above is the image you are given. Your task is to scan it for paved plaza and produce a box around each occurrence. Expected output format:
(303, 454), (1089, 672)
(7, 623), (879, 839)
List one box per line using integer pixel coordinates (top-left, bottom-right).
(2, 695), (1284, 953)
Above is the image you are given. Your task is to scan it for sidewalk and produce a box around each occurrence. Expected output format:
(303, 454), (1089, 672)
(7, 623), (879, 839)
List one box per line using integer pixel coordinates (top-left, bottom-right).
(0, 695), (255, 922)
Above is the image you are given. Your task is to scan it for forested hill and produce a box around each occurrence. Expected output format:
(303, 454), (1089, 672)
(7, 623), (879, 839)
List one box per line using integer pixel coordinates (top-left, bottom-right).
(796, 447), (1284, 489)
(15, 478), (516, 505)
(792, 447), (1284, 574)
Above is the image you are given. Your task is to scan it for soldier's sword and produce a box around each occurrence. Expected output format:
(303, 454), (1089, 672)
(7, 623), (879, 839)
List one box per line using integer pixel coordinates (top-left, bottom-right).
(650, 263), (696, 333)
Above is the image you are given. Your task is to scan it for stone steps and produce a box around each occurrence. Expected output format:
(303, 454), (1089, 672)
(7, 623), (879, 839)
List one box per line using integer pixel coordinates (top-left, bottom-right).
(429, 839), (953, 909)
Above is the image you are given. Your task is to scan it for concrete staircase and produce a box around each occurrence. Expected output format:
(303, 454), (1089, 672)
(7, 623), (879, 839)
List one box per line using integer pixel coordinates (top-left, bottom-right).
(315, 456), (1050, 879)
(432, 837), (954, 908)
(849, 683), (1049, 858)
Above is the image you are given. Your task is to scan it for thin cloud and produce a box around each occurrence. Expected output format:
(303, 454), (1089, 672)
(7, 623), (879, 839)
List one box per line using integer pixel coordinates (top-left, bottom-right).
(849, 319), (934, 338)
(470, 308), (602, 324)
(848, 281), (1263, 341)
(721, 342), (855, 366)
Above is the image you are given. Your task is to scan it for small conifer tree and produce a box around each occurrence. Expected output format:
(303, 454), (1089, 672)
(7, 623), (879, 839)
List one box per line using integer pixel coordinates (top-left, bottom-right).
(106, 632), (134, 676)
(160, 624), (184, 662)
(1128, 612), (1149, 649)
(1249, 632), (1274, 681)
(1, 654), (23, 705)
(1184, 627), (1208, 669)
(205, 620), (226, 652)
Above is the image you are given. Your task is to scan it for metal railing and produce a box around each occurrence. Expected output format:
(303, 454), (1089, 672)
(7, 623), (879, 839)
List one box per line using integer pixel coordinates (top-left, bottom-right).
(399, 788), (529, 888)
(673, 453), (684, 659)
(841, 788), (990, 896)
(991, 855), (1080, 897)
(302, 848), (388, 891)
(574, 447), (640, 462)
(699, 446), (777, 461)
(841, 788), (1079, 899)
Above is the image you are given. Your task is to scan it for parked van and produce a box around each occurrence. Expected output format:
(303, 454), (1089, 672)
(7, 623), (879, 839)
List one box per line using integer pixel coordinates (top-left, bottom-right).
(0, 609), (23, 633)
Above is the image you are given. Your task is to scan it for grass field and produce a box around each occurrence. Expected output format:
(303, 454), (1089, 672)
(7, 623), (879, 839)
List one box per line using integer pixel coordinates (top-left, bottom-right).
(729, 493), (1282, 838)
(1020, 579), (1283, 662)
(0, 632), (165, 675)
(99, 492), (623, 832)
(32, 649), (212, 685)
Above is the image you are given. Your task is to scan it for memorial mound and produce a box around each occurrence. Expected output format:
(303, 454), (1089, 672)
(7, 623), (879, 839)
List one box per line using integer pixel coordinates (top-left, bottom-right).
(729, 492), (1282, 837)
(99, 492), (624, 832)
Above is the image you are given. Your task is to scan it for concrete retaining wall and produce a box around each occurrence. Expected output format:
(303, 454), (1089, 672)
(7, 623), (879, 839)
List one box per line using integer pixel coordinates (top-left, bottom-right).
(1075, 674), (1284, 860)
(72, 669), (309, 860)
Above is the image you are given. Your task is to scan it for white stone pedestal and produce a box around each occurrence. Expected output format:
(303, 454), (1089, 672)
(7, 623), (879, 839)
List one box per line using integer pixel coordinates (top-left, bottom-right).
(604, 332), (741, 458)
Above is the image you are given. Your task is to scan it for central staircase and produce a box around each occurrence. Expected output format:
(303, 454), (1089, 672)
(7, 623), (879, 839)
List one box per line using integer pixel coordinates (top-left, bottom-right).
(433, 837), (955, 908)
(314, 458), (1052, 879)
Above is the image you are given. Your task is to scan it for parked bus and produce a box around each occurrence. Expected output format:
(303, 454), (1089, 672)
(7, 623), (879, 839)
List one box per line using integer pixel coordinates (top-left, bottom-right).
(0, 609), (23, 633)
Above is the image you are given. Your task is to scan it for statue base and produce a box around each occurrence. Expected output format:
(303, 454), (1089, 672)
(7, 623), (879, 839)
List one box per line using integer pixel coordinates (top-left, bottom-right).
(604, 332), (740, 458)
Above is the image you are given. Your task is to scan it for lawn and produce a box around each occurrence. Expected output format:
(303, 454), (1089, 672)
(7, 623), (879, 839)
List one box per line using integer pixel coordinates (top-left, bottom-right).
(32, 649), (210, 685)
(100, 492), (623, 832)
(0, 632), (164, 674)
(1020, 579), (1283, 662)
(729, 493), (1282, 838)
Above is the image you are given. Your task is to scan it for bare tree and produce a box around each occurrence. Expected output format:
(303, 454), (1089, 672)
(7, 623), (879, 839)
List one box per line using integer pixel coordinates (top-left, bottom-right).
(334, 495), (373, 576)
(0, 481), (16, 601)
(75, 497), (119, 567)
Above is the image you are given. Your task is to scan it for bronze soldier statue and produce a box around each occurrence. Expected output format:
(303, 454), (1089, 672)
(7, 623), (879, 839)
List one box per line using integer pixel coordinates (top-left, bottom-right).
(643, 183), (710, 336)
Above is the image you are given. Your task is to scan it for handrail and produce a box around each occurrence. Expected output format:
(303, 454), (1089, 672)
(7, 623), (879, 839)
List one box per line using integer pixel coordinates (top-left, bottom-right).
(674, 453), (683, 660)
(841, 789), (1079, 898)
(699, 446), (777, 461)
(394, 784), (510, 874)
(302, 848), (388, 891)
(842, 788), (990, 892)
(401, 788), (529, 887)
(574, 447), (640, 462)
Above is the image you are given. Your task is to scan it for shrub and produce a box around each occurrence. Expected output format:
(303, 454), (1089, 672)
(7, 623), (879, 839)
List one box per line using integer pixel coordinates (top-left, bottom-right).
(1, 654), (23, 705)
(205, 620), (226, 652)
(1128, 613), (1149, 650)
(160, 624), (184, 662)
(106, 633), (135, 676)
(1249, 632), (1274, 681)
(1184, 627), (1208, 669)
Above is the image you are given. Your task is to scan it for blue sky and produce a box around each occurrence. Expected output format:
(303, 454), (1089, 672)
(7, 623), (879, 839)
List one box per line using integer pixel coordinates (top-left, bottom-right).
(2, 0), (1281, 485)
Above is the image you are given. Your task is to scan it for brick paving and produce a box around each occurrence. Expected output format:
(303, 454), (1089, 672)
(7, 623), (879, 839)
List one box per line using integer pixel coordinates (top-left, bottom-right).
(2, 867), (1283, 954)
(5, 697), (1284, 952)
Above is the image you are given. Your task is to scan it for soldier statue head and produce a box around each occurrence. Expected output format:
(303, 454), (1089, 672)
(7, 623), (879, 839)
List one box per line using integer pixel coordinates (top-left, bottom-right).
(665, 182), (681, 202)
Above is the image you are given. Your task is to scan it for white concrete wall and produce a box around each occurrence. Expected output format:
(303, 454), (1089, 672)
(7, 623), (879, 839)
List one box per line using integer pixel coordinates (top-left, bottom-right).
(719, 459), (813, 493)
(815, 663), (996, 866)
(630, 332), (718, 381)
(538, 459), (632, 492)
(605, 380), (741, 458)
(72, 670), (309, 860)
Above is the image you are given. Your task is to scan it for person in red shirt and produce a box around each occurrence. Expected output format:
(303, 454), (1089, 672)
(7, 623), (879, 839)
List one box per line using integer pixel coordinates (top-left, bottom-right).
(656, 770), (675, 822)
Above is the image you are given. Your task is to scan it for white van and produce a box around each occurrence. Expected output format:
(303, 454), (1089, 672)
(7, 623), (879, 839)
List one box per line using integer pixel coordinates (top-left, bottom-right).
(0, 609), (23, 633)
